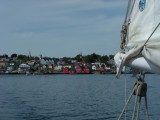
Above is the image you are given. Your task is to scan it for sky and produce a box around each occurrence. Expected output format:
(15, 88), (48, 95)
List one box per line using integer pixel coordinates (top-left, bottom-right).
(0, 0), (127, 58)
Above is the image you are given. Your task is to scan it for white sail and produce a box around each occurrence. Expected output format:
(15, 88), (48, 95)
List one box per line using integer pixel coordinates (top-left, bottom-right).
(127, 0), (160, 68)
(114, 0), (160, 77)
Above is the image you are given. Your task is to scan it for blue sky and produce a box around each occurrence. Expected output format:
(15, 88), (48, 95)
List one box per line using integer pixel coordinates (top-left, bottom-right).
(0, 0), (127, 57)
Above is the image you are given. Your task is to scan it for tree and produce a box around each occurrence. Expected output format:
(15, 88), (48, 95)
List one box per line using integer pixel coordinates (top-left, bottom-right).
(13, 60), (21, 69)
(109, 55), (114, 59)
(84, 53), (101, 63)
(17, 54), (29, 62)
(3, 54), (8, 58)
(11, 53), (17, 58)
(62, 57), (72, 64)
(34, 56), (39, 61)
(74, 54), (82, 62)
(100, 55), (109, 65)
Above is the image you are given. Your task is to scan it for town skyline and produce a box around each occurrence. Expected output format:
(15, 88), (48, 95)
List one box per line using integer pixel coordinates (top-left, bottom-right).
(0, 51), (117, 74)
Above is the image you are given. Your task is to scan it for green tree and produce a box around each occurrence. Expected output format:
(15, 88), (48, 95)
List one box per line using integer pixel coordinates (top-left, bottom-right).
(11, 53), (17, 58)
(3, 54), (8, 58)
(74, 54), (82, 62)
(34, 56), (39, 61)
(13, 60), (21, 69)
(17, 54), (29, 62)
(84, 53), (101, 63)
(62, 57), (72, 64)
(109, 55), (114, 59)
(100, 55), (109, 65)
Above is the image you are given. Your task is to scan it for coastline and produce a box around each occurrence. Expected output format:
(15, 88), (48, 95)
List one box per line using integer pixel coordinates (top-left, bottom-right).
(0, 71), (116, 75)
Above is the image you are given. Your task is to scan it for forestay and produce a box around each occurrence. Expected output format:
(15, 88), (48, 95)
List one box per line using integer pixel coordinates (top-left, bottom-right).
(127, 0), (160, 68)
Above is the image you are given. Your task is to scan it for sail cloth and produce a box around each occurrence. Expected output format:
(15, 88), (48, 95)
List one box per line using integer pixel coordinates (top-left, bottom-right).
(127, 0), (160, 68)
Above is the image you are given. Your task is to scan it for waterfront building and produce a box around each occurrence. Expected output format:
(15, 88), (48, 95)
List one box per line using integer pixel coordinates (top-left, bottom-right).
(18, 63), (30, 73)
(7, 63), (15, 72)
(0, 61), (8, 73)
(54, 65), (63, 71)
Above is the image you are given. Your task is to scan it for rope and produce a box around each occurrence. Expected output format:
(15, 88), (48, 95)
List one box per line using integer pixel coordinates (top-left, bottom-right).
(132, 85), (140, 120)
(120, 0), (137, 51)
(120, 0), (132, 51)
(118, 85), (137, 120)
(136, 96), (141, 120)
(145, 95), (149, 120)
(117, 76), (149, 120)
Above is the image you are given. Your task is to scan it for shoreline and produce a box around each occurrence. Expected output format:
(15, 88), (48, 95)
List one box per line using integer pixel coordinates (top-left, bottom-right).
(0, 72), (117, 75)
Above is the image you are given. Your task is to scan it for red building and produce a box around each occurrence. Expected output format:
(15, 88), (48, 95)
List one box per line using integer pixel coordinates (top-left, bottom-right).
(75, 67), (83, 73)
(63, 67), (69, 74)
(84, 67), (90, 73)
(63, 67), (75, 74)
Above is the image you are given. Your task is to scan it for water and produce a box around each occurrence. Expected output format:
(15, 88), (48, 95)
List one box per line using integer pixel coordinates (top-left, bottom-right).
(0, 74), (160, 120)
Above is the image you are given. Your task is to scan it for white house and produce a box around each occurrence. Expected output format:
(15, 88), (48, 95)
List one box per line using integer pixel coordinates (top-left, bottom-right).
(18, 63), (30, 73)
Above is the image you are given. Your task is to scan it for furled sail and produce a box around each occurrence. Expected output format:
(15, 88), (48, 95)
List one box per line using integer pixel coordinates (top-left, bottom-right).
(114, 0), (160, 78)
(127, 0), (160, 68)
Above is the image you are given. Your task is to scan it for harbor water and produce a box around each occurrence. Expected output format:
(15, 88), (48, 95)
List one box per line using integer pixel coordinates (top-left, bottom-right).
(0, 74), (160, 120)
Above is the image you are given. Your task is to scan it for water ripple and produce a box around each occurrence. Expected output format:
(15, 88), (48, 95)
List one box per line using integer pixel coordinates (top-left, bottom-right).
(0, 74), (159, 120)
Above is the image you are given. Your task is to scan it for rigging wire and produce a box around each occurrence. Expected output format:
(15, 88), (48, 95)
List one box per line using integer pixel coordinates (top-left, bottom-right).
(138, 22), (160, 54)
(124, 0), (132, 25)
(143, 22), (160, 47)
(124, 75), (127, 120)
(129, 0), (136, 18)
